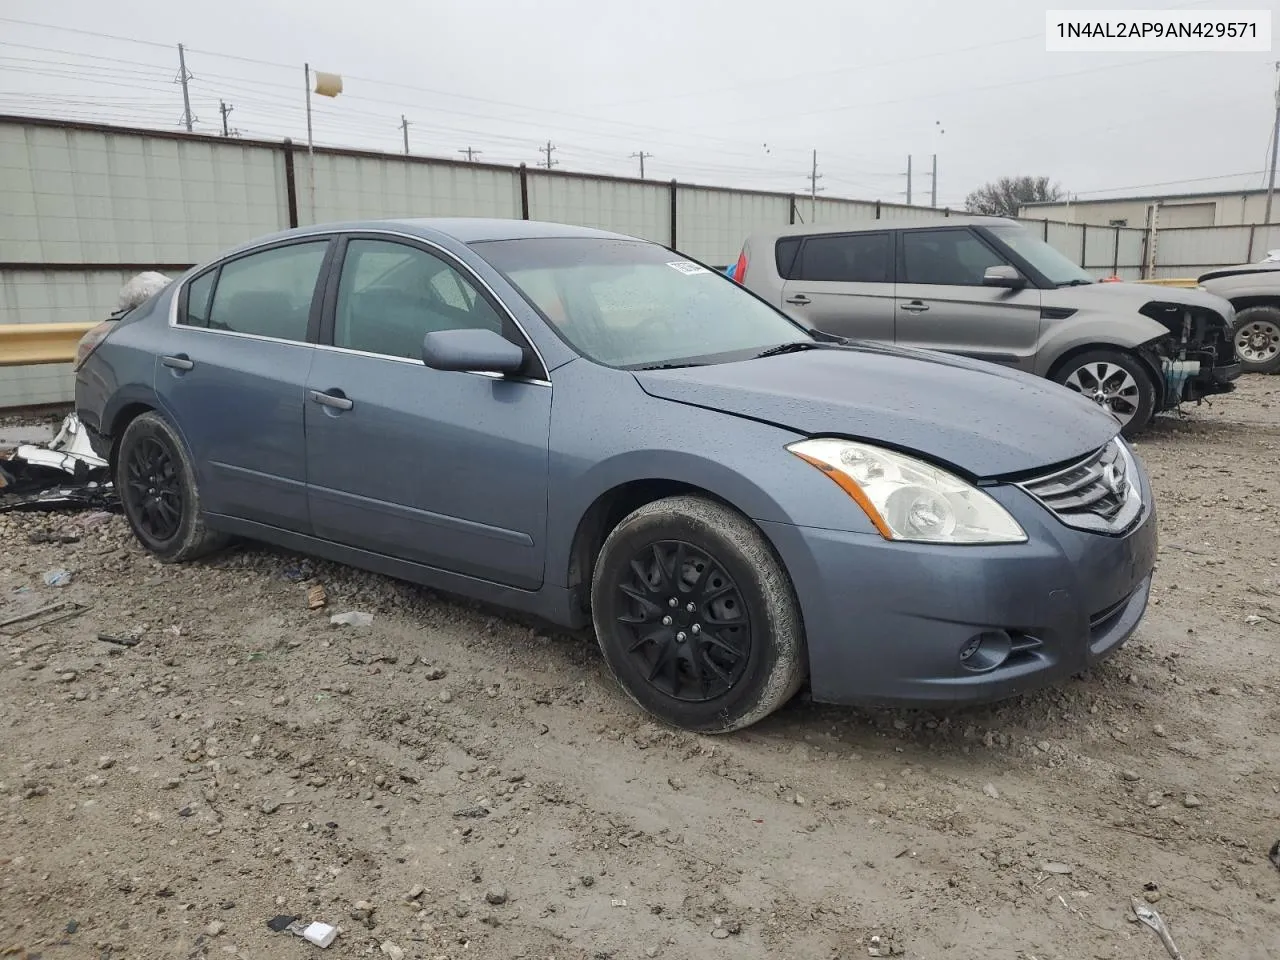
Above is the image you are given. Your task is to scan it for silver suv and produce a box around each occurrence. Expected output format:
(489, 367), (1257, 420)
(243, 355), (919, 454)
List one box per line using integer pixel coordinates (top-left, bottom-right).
(730, 216), (1241, 436)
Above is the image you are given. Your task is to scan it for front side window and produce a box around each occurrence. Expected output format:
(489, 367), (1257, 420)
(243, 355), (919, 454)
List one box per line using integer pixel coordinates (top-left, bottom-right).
(900, 229), (1006, 287)
(475, 238), (810, 369)
(795, 233), (891, 283)
(334, 239), (506, 360)
(206, 241), (329, 341)
(984, 224), (1094, 286)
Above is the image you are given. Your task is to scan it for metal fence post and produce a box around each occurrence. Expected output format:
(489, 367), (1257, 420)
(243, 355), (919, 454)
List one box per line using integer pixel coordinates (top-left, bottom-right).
(1112, 225), (1120, 276)
(519, 164), (530, 220)
(1080, 224), (1088, 268)
(875, 200), (882, 219)
(789, 194), (797, 225)
(669, 180), (678, 249)
(282, 138), (299, 229)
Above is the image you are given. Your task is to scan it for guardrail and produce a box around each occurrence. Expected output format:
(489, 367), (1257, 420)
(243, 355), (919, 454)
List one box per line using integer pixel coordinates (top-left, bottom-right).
(0, 322), (95, 367)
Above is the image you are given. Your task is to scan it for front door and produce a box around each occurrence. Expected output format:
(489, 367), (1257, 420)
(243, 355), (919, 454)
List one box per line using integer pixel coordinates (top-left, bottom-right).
(893, 227), (1043, 370)
(304, 236), (552, 590)
(153, 238), (331, 532)
(779, 230), (896, 342)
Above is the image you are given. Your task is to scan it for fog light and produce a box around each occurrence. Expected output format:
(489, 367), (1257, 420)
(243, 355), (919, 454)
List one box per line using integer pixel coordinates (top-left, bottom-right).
(959, 630), (1013, 673)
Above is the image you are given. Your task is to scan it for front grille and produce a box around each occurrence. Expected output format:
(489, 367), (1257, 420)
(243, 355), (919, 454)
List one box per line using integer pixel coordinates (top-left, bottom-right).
(1018, 439), (1143, 535)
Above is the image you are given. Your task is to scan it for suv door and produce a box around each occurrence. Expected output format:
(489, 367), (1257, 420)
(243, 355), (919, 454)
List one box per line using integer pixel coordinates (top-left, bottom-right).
(154, 237), (332, 532)
(304, 235), (551, 590)
(894, 227), (1043, 369)
(778, 231), (895, 342)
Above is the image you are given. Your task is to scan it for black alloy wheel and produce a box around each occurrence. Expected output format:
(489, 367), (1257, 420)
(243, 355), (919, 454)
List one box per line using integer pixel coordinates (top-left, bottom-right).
(123, 435), (183, 542)
(615, 540), (753, 702)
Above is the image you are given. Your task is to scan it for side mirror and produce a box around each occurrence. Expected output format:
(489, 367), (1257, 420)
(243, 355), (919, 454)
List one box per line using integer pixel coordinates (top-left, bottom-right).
(421, 328), (524, 374)
(982, 265), (1027, 289)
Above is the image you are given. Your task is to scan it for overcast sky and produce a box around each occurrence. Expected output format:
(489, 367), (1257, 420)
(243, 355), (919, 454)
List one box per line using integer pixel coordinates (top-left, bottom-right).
(0, 0), (1275, 207)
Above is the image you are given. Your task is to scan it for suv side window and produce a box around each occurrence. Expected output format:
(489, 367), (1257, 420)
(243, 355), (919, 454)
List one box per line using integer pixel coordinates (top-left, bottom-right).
(775, 237), (801, 278)
(795, 233), (891, 283)
(205, 241), (329, 341)
(900, 229), (1006, 286)
(334, 239), (508, 360)
(183, 270), (216, 327)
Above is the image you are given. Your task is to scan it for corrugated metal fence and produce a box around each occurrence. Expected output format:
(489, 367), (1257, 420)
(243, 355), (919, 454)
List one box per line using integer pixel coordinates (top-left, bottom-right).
(0, 114), (1270, 408)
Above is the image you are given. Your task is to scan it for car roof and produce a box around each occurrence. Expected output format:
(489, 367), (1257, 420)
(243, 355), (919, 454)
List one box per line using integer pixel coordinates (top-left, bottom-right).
(273, 217), (639, 245)
(746, 214), (1018, 245)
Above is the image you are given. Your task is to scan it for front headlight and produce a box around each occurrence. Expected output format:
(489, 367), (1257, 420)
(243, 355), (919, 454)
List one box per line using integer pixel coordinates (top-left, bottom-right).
(787, 438), (1027, 544)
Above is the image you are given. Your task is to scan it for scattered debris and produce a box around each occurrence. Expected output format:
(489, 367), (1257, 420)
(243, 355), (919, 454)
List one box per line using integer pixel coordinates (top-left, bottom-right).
(1131, 898), (1184, 959)
(267, 915), (300, 933)
(329, 611), (373, 627)
(867, 933), (905, 957)
(380, 942), (405, 960)
(27, 531), (79, 544)
(1268, 839), (1279, 872)
(0, 601), (89, 636)
(1041, 862), (1074, 875)
(42, 569), (72, 588)
(307, 584), (328, 610)
(96, 633), (140, 648)
(0, 413), (117, 514)
(485, 885), (508, 905)
(982, 783), (1000, 799)
(453, 805), (490, 819)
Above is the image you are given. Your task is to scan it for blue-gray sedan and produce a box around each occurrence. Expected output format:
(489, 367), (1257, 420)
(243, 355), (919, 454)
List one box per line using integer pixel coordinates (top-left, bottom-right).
(73, 218), (1157, 732)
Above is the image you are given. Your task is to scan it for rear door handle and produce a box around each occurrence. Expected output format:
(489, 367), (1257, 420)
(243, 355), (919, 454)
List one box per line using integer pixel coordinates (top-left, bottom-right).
(785, 295), (811, 306)
(309, 389), (354, 411)
(900, 301), (930, 313)
(161, 354), (194, 371)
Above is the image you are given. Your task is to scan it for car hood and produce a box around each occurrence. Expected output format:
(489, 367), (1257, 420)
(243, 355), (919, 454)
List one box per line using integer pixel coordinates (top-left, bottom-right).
(633, 344), (1119, 478)
(1048, 279), (1232, 319)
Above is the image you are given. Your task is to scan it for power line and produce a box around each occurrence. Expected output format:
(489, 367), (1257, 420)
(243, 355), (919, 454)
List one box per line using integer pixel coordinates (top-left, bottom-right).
(458, 146), (482, 162)
(629, 150), (652, 178)
(175, 43), (194, 132)
(538, 140), (557, 168)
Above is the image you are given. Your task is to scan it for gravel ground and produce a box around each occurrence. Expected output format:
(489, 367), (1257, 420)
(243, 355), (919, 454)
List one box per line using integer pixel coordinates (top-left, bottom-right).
(2, 377), (1279, 960)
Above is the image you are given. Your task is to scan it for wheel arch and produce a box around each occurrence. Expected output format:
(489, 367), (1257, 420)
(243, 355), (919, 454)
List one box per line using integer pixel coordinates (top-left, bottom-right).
(1229, 296), (1280, 314)
(1045, 341), (1166, 410)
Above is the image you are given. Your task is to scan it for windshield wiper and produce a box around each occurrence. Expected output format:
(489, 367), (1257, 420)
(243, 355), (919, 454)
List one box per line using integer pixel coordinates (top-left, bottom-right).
(754, 341), (822, 359)
(1056, 279), (1093, 287)
(632, 361), (705, 370)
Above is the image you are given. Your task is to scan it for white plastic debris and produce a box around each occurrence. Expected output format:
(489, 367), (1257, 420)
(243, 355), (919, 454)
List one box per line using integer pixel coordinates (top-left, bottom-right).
(330, 611), (374, 627)
(117, 271), (171, 311)
(300, 921), (338, 948)
(14, 412), (107, 475)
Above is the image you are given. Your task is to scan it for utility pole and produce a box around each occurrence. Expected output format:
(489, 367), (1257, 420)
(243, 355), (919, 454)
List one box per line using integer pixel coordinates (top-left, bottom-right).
(458, 147), (482, 162)
(176, 43), (195, 132)
(538, 141), (558, 168)
(218, 100), (234, 137)
(630, 150), (652, 178)
(808, 149), (823, 221)
(1265, 62), (1280, 225)
(399, 115), (411, 155)
(903, 155), (913, 205)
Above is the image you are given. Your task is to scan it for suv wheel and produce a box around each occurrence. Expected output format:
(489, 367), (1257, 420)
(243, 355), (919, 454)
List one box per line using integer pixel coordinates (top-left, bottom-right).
(1053, 349), (1156, 437)
(1232, 306), (1280, 374)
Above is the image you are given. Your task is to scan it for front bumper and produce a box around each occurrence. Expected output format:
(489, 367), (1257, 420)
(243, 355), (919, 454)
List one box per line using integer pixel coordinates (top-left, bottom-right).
(760, 481), (1157, 707)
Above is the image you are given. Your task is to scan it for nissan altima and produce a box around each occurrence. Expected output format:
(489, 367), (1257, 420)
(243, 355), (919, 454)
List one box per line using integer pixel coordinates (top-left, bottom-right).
(73, 219), (1157, 732)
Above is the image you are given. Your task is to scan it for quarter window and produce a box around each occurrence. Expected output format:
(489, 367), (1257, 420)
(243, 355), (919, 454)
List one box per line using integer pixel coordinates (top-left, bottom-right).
(795, 233), (891, 283)
(334, 239), (506, 360)
(205, 241), (328, 341)
(183, 270), (215, 327)
(900, 229), (1006, 286)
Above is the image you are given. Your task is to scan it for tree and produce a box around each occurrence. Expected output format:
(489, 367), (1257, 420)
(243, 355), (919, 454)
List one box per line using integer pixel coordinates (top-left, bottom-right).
(964, 176), (1064, 217)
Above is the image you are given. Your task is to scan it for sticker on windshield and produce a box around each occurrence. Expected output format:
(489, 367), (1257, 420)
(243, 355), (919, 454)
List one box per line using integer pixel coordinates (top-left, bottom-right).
(666, 260), (710, 276)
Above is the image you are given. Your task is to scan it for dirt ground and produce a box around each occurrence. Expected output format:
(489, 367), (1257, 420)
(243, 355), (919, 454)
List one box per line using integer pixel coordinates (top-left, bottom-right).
(2, 377), (1279, 960)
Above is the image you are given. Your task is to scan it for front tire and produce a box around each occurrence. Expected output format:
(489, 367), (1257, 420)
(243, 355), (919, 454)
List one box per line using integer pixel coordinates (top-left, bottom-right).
(590, 495), (806, 733)
(1053, 349), (1156, 438)
(116, 412), (227, 563)
(1232, 306), (1280, 374)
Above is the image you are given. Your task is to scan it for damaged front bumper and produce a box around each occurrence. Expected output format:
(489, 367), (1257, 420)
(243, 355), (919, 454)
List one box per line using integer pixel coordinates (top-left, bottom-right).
(0, 412), (117, 513)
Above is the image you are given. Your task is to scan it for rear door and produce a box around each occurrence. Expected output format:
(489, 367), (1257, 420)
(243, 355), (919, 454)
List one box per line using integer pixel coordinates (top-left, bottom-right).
(779, 231), (895, 342)
(893, 227), (1043, 369)
(153, 237), (332, 532)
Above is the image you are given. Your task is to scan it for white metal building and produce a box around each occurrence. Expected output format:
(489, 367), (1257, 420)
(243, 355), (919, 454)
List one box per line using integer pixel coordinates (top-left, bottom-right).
(1021, 188), (1275, 228)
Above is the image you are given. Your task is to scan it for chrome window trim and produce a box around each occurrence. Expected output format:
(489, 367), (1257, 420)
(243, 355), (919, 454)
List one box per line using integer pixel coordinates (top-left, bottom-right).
(168, 227), (552, 382)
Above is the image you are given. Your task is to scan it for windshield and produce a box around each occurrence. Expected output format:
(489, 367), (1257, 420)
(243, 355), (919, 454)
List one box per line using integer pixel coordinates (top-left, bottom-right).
(985, 224), (1094, 286)
(473, 238), (810, 368)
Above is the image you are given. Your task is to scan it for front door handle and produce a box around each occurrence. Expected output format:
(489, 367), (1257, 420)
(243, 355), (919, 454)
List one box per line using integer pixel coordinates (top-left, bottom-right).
(309, 389), (354, 411)
(161, 354), (194, 371)
(785, 295), (811, 306)
(900, 300), (930, 313)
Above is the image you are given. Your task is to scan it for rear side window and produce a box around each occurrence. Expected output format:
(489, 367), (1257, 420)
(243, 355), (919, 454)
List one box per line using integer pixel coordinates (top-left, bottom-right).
(775, 237), (801, 279)
(206, 241), (329, 342)
(900, 229), (1006, 286)
(794, 233), (891, 283)
(183, 270), (215, 327)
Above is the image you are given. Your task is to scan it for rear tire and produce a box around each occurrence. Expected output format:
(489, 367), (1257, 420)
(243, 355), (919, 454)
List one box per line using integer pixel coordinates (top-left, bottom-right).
(1232, 305), (1280, 374)
(116, 412), (228, 563)
(590, 495), (806, 733)
(1052, 349), (1156, 438)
